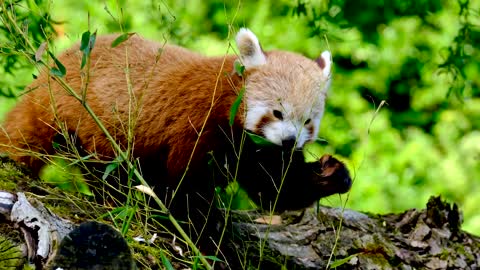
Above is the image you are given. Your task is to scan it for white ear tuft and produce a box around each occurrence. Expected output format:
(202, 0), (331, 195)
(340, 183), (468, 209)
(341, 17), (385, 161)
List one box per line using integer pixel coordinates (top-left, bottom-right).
(236, 28), (267, 69)
(316, 50), (332, 78)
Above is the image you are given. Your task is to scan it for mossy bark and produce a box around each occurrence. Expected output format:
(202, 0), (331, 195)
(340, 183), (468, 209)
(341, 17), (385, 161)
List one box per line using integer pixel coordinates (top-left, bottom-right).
(228, 197), (480, 269)
(0, 234), (25, 269)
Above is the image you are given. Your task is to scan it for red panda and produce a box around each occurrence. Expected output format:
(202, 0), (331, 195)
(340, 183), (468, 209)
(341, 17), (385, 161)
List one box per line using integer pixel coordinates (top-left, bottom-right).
(0, 29), (350, 241)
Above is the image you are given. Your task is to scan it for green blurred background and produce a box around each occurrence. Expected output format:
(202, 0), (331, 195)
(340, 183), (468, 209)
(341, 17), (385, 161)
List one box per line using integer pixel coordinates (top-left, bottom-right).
(1, 0), (479, 233)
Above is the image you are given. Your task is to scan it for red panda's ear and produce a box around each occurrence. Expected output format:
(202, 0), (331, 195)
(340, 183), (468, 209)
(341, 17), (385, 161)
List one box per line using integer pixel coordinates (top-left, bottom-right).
(316, 51), (332, 78)
(236, 28), (267, 69)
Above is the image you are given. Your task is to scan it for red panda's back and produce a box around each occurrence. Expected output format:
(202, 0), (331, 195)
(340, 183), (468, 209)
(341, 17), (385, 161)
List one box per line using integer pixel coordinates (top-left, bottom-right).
(0, 34), (239, 177)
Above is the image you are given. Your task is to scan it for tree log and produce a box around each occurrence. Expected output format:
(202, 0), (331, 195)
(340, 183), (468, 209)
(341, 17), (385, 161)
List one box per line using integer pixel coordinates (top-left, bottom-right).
(0, 157), (479, 269)
(228, 197), (480, 269)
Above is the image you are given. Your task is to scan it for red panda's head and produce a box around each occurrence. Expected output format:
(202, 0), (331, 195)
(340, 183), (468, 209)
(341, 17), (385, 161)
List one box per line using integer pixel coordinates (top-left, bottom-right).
(235, 28), (332, 149)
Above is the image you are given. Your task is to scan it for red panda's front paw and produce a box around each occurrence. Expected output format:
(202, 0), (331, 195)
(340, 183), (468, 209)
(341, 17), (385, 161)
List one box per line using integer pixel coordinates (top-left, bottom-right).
(310, 155), (352, 197)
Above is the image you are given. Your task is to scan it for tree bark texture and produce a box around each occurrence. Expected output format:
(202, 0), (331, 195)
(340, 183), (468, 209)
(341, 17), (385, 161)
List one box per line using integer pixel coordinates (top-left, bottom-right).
(229, 197), (480, 269)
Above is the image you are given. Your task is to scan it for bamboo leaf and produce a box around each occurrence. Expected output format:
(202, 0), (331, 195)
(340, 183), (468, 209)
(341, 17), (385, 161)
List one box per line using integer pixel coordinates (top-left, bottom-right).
(111, 32), (135, 48)
(229, 86), (245, 126)
(40, 159), (92, 196)
(80, 31), (90, 51)
(80, 31), (97, 69)
(74, 178), (93, 196)
(246, 131), (276, 147)
(48, 51), (66, 77)
(193, 255), (223, 262)
(102, 162), (119, 180)
(329, 253), (359, 267)
(102, 155), (124, 180)
(50, 68), (64, 77)
(160, 251), (175, 270)
(234, 60), (245, 76)
(81, 52), (86, 69)
(89, 31), (97, 51)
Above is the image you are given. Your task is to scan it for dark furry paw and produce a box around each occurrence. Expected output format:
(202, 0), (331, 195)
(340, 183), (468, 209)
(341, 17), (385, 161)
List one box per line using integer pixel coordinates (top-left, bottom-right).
(310, 154), (352, 197)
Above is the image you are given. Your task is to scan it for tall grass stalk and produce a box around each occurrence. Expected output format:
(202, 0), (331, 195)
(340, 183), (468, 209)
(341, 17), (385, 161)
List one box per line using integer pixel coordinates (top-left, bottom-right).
(0, 2), (212, 269)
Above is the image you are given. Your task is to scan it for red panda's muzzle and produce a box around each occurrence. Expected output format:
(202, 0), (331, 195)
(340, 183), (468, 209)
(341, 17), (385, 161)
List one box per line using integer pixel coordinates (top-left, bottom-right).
(281, 136), (297, 150)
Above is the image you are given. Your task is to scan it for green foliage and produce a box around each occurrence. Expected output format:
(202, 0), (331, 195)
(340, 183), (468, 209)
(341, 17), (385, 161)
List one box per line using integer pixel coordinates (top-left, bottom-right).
(297, 0), (480, 235)
(159, 251), (175, 270)
(229, 86), (245, 126)
(39, 159), (93, 196)
(0, 0), (479, 239)
(48, 51), (66, 77)
(217, 181), (255, 210)
(233, 60), (245, 76)
(246, 132), (276, 147)
(110, 32), (135, 48)
(102, 156), (124, 180)
(79, 30), (96, 68)
(0, 0), (56, 97)
(438, 0), (479, 98)
(329, 253), (359, 268)
(0, 235), (24, 268)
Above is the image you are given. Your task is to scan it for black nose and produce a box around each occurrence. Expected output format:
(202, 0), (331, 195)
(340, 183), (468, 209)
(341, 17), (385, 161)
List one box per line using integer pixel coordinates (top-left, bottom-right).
(282, 137), (296, 149)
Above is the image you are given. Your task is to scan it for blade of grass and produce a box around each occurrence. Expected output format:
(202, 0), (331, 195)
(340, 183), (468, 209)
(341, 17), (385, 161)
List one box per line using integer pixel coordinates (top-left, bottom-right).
(1, 8), (212, 269)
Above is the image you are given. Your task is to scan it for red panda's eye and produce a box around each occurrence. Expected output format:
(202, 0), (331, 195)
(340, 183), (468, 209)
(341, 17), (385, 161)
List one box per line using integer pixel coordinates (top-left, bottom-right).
(273, 110), (283, 120)
(305, 118), (311, 125)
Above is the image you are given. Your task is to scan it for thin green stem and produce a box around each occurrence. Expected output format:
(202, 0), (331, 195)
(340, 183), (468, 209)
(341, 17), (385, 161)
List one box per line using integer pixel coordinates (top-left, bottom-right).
(52, 77), (212, 269)
(1, 4), (212, 269)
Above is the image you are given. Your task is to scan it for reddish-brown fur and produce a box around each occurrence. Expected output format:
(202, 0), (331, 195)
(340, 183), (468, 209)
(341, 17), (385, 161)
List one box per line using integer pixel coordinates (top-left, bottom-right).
(1, 35), (243, 183)
(0, 35), (351, 250)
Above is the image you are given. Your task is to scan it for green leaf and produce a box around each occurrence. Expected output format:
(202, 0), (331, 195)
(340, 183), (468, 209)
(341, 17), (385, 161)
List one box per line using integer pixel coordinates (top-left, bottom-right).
(102, 155), (124, 180)
(315, 137), (328, 145)
(192, 255), (223, 262)
(89, 32), (97, 51)
(160, 251), (175, 270)
(234, 60), (245, 76)
(246, 131), (276, 147)
(81, 54), (86, 69)
(229, 86), (245, 126)
(74, 178), (93, 196)
(116, 207), (134, 219)
(81, 55), (86, 69)
(329, 254), (359, 267)
(39, 159), (92, 196)
(121, 205), (136, 235)
(48, 51), (66, 77)
(52, 141), (61, 150)
(103, 161), (119, 180)
(111, 32), (135, 48)
(80, 31), (90, 51)
(80, 31), (97, 69)
(149, 214), (169, 220)
(50, 68), (63, 77)
(69, 153), (96, 166)
(97, 207), (125, 220)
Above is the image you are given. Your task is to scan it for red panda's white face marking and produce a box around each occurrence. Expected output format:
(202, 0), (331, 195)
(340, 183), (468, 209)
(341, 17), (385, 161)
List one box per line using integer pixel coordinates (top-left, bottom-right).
(236, 28), (332, 149)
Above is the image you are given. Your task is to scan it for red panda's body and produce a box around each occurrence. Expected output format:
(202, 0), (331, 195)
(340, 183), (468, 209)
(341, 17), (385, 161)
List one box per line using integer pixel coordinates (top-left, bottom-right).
(0, 31), (351, 248)
(3, 35), (241, 180)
